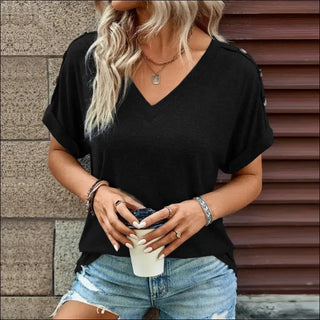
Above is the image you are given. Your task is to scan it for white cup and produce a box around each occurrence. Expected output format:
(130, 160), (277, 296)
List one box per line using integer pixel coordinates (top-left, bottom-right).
(126, 228), (165, 277)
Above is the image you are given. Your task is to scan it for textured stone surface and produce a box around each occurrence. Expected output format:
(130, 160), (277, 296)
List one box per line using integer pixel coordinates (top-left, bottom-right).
(1, 0), (98, 55)
(1, 141), (88, 218)
(1, 57), (48, 139)
(236, 294), (320, 319)
(1, 296), (61, 319)
(0, 0), (96, 315)
(54, 220), (86, 295)
(1, 219), (53, 295)
(48, 56), (63, 98)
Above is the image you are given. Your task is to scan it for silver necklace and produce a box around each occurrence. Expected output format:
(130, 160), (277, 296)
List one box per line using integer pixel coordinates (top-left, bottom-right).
(140, 27), (193, 85)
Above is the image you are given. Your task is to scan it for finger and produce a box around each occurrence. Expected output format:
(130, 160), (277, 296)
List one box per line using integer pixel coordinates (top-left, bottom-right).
(140, 225), (187, 253)
(141, 230), (176, 253)
(137, 217), (178, 246)
(157, 232), (189, 259)
(114, 201), (141, 227)
(103, 210), (136, 249)
(95, 208), (121, 252)
(106, 230), (120, 252)
(108, 204), (139, 238)
(138, 207), (170, 228)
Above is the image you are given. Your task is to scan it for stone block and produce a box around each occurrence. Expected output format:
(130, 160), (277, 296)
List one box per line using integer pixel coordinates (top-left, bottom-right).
(1, 57), (48, 140)
(1, 141), (88, 218)
(1, 219), (53, 295)
(1, 0), (98, 56)
(1, 296), (61, 319)
(54, 220), (85, 295)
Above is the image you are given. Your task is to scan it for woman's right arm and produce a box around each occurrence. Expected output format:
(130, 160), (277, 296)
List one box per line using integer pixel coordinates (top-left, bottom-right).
(47, 136), (97, 202)
(47, 136), (144, 250)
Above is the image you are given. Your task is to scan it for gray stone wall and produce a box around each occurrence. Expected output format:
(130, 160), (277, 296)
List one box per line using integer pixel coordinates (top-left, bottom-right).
(1, 1), (319, 319)
(1, 1), (97, 318)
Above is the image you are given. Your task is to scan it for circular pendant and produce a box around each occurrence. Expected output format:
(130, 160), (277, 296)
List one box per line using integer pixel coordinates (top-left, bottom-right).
(152, 74), (160, 85)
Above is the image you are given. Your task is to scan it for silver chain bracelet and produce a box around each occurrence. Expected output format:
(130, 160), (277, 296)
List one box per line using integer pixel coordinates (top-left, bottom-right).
(193, 196), (214, 226)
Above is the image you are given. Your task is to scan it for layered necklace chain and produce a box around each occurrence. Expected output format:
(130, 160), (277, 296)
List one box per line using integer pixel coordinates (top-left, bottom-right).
(139, 27), (193, 85)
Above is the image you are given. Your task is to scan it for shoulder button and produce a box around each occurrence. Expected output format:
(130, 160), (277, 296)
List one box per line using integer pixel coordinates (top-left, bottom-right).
(258, 68), (263, 78)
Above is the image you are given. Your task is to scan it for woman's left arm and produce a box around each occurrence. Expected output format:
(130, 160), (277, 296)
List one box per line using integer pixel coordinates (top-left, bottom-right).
(201, 154), (263, 221)
(134, 155), (263, 259)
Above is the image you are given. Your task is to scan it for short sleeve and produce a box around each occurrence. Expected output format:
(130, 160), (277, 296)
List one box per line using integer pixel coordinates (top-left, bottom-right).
(220, 64), (274, 174)
(42, 44), (90, 159)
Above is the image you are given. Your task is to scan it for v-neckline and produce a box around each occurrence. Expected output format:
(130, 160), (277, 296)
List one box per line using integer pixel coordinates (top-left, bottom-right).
(130, 36), (216, 109)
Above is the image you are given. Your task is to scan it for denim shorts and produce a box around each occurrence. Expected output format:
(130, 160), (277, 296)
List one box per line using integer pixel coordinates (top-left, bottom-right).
(49, 253), (237, 319)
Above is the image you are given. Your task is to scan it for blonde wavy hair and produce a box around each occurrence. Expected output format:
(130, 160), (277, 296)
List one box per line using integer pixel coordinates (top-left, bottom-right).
(84, 0), (228, 141)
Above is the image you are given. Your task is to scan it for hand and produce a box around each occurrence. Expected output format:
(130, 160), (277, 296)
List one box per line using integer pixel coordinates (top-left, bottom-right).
(135, 198), (207, 259)
(93, 185), (146, 252)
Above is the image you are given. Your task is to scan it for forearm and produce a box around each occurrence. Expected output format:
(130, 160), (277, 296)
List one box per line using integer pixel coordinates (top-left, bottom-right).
(47, 149), (98, 202)
(200, 174), (262, 221)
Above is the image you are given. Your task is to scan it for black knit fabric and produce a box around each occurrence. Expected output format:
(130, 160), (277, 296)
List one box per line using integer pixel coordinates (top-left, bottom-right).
(42, 31), (274, 278)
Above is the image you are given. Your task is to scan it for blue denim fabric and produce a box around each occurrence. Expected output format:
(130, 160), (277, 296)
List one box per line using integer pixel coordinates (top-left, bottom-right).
(49, 253), (238, 319)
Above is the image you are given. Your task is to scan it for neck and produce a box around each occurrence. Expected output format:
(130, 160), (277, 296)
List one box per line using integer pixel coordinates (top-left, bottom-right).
(135, 8), (181, 57)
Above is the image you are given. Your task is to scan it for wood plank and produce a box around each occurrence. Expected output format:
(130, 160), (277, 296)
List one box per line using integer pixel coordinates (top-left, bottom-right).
(220, 14), (319, 40)
(261, 66), (319, 89)
(212, 0), (320, 296)
(237, 268), (319, 294)
(262, 160), (319, 182)
(231, 40), (319, 65)
(264, 138), (319, 160)
(268, 114), (319, 137)
(215, 183), (319, 203)
(227, 226), (319, 247)
(220, 160), (319, 182)
(265, 90), (319, 114)
(234, 247), (319, 267)
(256, 183), (319, 203)
(224, 1), (320, 14)
(223, 204), (319, 227)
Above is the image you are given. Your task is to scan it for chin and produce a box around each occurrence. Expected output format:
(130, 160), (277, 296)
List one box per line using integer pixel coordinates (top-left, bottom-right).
(111, 0), (145, 11)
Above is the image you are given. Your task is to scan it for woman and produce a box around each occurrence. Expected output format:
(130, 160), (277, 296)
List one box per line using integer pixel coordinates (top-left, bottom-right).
(43, 0), (274, 319)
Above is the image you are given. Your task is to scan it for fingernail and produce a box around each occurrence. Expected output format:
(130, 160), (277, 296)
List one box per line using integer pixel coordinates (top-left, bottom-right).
(133, 221), (141, 229)
(137, 238), (146, 246)
(113, 244), (119, 252)
(158, 254), (165, 260)
(139, 221), (146, 228)
(129, 233), (139, 240)
(125, 243), (134, 249)
(144, 247), (153, 253)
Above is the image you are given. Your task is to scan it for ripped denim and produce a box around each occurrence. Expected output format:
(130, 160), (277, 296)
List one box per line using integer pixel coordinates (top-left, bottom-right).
(49, 254), (237, 319)
(49, 265), (119, 318)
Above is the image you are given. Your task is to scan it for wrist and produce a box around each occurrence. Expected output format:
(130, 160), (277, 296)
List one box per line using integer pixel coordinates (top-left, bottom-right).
(81, 178), (99, 202)
(94, 184), (110, 200)
(85, 179), (110, 216)
(193, 196), (214, 226)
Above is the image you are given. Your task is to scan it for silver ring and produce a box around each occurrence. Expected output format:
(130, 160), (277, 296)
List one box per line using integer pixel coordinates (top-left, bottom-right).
(174, 230), (182, 238)
(165, 205), (173, 219)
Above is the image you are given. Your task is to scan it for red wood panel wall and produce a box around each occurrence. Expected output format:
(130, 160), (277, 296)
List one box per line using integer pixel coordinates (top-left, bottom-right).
(219, 0), (320, 294)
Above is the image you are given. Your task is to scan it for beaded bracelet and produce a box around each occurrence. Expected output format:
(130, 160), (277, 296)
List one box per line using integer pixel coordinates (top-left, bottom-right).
(85, 179), (110, 216)
(193, 196), (214, 226)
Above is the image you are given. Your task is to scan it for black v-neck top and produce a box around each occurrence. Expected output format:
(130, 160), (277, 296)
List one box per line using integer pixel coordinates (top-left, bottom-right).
(42, 31), (274, 278)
